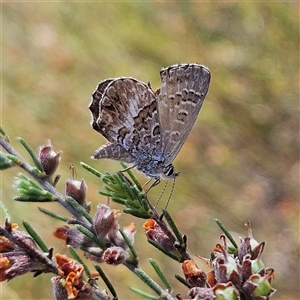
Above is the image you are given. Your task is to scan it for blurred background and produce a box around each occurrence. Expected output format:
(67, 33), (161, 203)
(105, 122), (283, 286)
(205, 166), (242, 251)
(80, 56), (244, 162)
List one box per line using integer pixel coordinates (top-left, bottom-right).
(2, 2), (299, 299)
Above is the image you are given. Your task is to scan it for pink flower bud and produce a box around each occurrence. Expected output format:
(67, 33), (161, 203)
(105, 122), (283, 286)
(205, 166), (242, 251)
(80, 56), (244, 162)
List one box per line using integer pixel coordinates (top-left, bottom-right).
(103, 246), (127, 265)
(53, 226), (92, 249)
(109, 222), (136, 249)
(188, 287), (215, 299)
(65, 179), (88, 209)
(93, 205), (120, 238)
(143, 219), (175, 252)
(39, 142), (61, 177)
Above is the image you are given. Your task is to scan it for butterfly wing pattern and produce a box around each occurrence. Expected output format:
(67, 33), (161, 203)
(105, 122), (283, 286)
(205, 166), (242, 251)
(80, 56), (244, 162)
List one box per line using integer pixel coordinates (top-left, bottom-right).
(89, 63), (211, 180)
(158, 64), (211, 167)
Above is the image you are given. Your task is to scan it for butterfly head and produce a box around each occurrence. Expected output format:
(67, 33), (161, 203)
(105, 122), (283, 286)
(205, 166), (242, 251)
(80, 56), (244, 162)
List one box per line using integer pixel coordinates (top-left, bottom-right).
(162, 164), (180, 180)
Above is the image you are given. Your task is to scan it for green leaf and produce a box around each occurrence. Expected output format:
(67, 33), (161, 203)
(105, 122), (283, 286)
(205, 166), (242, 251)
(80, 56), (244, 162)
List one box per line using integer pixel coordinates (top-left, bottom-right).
(119, 227), (138, 265)
(66, 197), (93, 223)
(6, 154), (21, 164)
(23, 220), (48, 252)
(100, 171), (151, 217)
(14, 195), (54, 202)
(94, 264), (118, 299)
(162, 209), (184, 246)
(175, 274), (190, 288)
(76, 224), (105, 249)
(80, 247), (102, 259)
(215, 219), (238, 249)
(0, 126), (7, 138)
(14, 173), (55, 201)
(38, 207), (69, 222)
(147, 239), (180, 262)
(21, 186), (51, 197)
(0, 153), (15, 169)
(130, 287), (158, 299)
(17, 173), (42, 189)
(17, 137), (44, 172)
(149, 258), (171, 290)
(123, 208), (151, 219)
(133, 268), (164, 297)
(80, 162), (103, 178)
(0, 201), (11, 222)
(119, 162), (143, 192)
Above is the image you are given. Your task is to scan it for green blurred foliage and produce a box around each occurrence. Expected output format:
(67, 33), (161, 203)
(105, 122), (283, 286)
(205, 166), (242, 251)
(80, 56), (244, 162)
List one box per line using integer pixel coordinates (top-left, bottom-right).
(2, 2), (299, 299)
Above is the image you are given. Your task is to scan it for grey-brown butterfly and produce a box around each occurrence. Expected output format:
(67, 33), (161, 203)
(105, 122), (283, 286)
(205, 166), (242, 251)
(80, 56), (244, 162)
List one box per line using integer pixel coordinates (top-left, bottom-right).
(89, 63), (211, 183)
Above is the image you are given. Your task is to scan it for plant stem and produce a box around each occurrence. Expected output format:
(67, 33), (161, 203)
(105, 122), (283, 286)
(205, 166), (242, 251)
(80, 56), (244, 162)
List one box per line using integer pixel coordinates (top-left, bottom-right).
(0, 137), (92, 231)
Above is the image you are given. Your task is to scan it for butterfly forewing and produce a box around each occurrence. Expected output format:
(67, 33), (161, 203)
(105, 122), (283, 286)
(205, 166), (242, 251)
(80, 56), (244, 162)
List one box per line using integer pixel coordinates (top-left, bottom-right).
(157, 64), (211, 164)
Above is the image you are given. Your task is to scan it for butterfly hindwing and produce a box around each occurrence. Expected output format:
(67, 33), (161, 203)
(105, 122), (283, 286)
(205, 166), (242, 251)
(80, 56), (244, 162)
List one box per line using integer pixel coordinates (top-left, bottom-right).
(90, 78), (163, 163)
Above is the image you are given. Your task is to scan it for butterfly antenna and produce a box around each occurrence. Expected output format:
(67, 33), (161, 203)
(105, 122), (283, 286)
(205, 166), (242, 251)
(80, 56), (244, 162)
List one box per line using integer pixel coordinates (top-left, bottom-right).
(154, 180), (168, 208)
(164, 178), (176, 210)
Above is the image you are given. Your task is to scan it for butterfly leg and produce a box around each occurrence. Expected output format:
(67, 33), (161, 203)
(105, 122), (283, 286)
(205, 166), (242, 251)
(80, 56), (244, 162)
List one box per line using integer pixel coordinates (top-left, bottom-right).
(143, 177), (161, 195)
(120, 164), (136, 173)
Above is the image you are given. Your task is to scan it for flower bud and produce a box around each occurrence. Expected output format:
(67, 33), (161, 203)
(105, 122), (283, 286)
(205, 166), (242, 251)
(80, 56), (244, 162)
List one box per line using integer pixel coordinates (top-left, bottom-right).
(243, 268), (275, 298)
(0, 223), (43, 281)
(143, 219), (175, 252)
(53, 226), (92, 248)
(182, 260), (207, 288)
(251, 242), (266, 274)
(103, 246), (127, 265)
(39, 142), (61, 177)
(52, 276), (68, 300)
(93, 205), (120, 238)
(187, 287), (215, 299)
(183, 222), (276, 299)
(109, 222), (136, 249)
(213, 244), (240, 286)
(65, 179), (89, 211)
(122, 222), (136, 245)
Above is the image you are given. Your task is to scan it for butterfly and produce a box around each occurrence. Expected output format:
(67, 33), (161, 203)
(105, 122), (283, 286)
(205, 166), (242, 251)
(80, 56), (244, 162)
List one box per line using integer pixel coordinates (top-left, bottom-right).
(89, 63), (210, 182)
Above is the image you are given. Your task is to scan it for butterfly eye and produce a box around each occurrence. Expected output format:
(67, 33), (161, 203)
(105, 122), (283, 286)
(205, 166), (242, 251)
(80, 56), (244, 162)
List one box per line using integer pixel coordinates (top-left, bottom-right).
(165, 165), (175, 178)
